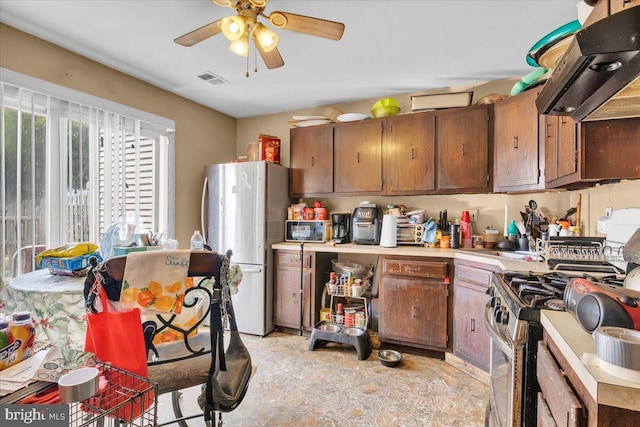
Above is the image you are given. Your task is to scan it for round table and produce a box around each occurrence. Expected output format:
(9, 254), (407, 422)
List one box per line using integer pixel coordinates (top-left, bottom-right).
(0, 269), (87, 351)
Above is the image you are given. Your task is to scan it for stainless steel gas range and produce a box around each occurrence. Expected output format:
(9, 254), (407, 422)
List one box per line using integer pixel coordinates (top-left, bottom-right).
(483, 270), (624, 427)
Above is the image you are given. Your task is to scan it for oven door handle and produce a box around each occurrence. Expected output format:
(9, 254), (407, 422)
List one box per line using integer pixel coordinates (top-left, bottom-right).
(483, 301), (514, 359)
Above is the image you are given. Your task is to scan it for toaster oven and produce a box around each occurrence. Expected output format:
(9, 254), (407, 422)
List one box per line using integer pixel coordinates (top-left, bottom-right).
(396, 224), (425, 245)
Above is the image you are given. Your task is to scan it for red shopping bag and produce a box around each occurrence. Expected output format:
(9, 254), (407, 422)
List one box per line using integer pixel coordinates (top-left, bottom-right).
(85, 287), (148, 378)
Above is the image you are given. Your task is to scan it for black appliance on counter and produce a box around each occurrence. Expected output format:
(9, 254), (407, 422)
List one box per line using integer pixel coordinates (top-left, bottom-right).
(331, 212), (351, 244)
(484, 270), (624, 427)
(352, 203), (381, 245)
(564, 277), (640, 333)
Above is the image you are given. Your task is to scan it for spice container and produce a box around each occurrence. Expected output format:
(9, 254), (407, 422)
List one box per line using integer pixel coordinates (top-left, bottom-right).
(344, 309), (356, 327)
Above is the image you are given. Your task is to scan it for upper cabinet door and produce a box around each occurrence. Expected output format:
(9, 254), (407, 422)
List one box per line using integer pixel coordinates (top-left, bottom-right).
(384, 112), (436, 195)
(436, 105), (492, 192)
(494, 89), (544, 192)
(290, 125), (334, 197)
(334, 120), (383, 194)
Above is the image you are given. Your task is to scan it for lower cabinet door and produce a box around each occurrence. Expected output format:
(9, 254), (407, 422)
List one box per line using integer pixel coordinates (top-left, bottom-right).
(453, 282), (490, 371)
(380, 276), (448, 349)
(274, 268), (311, 329)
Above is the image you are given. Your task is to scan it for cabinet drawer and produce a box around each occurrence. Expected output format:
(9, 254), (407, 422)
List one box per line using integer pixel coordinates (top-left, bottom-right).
(455, 264), (492, 286)
(382, 259), (447, 279)
(276, 251), (312, 269)
(537, 342), (585, 427)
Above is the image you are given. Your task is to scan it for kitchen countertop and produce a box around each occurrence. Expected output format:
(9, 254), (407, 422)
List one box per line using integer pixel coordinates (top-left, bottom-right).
(541, 310), (640, 412)
(271, 242), (552, 273)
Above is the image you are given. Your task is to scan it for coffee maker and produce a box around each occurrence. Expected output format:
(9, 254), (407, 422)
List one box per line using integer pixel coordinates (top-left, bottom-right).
(331, 213), (351, 244)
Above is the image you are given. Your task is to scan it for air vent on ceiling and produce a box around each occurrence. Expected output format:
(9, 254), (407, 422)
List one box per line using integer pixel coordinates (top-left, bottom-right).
(197, 71), (228, 86)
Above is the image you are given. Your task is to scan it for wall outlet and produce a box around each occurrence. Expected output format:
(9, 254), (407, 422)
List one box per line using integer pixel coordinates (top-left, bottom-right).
(469, 209), (478, 223)
(605, 206), (613, 217)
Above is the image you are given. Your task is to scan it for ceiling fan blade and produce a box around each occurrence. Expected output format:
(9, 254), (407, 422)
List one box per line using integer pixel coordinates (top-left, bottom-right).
(256, 43), (284, 69)
(174, 19), (223, 46)
(269, 11), (345, 41)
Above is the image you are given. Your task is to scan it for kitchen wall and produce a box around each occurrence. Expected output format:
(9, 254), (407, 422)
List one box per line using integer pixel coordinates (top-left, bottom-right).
(0, 24), (238, 245)
(3, 23), (637, 245)
(237, 82), (640, 238)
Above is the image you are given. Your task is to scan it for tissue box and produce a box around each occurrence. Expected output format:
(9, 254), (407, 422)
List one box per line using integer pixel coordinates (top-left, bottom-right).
(38, 252), (102, 274)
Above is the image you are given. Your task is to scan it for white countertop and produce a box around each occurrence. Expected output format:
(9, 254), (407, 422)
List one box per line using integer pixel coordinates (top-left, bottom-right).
(541, 311), (640, 412)
(271, 242), (552, 273)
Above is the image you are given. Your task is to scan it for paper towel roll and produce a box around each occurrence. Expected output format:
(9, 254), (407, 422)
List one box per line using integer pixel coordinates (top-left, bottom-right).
(380, 214), (397, 248)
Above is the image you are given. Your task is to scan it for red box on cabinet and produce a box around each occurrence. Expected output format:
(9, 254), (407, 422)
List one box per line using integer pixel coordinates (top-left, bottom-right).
(259, 134), (281, 165)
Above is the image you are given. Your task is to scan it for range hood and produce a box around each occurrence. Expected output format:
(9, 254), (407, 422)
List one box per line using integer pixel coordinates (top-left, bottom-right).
(536, 6), (640, 122)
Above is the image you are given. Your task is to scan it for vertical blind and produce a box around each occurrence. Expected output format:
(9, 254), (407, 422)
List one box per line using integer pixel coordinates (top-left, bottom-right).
(1, 82), (171, 278)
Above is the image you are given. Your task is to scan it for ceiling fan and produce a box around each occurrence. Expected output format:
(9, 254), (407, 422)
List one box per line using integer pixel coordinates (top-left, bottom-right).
(174, 0), (345, 70)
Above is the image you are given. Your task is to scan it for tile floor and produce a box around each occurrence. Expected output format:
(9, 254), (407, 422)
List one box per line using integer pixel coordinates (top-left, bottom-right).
(156, 331), (488, 427)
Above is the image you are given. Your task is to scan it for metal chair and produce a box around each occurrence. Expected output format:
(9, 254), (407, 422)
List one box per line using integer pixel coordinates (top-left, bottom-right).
(11, 245), (46, 278)
(101, 249), (251, 427)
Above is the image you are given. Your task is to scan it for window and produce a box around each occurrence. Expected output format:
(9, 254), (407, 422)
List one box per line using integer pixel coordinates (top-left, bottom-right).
(1, 71), (175, 278)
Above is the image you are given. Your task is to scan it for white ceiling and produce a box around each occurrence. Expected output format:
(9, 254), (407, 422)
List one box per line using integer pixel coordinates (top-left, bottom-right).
(0, 0), (580, 119)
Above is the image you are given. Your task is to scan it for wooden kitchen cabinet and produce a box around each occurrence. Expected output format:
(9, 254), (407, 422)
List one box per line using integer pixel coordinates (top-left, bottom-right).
(584, 0), (640, 26)
(436, 105), (493, 193)
(452, 261), (496, 372)
(273, 250), (336, 332)
(333, 119), (383, 195)
(383, 112), (436, 195)
(536, 341), (585, 427)
(494, 88), (545, 192)
(545, 116), (640, 188)
(379, 257), (451, 350)
(544, 115), (579, 185)
(289, 125), (334, 197)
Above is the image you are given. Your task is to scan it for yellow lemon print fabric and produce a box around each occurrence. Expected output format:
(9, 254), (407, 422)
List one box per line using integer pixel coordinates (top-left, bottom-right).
(120, 250), (191, 314)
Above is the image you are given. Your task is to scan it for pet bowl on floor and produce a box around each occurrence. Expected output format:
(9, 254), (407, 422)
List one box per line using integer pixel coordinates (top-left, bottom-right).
(378, 349), (402, 367)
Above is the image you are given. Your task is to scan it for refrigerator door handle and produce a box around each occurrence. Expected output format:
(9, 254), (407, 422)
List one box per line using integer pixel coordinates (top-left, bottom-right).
(201, 176), (208, 244)
(240, 267), (263, 274)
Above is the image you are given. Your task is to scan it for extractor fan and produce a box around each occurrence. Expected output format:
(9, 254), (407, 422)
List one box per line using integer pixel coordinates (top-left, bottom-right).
(174, 0), (345, 70)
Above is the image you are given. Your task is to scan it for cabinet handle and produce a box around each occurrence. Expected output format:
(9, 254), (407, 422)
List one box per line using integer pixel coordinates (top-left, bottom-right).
(357, 152), (360, 163)
(513, 136), (519, 149)
(561, 118), (567, 125)
(546, 122), (552, 138)
(411, 147), (415, 160)
(310, 156), (314, 166)
(411, 306), (417, 318)
(471, 318), (476, 332)
(461, 144), (465, 156)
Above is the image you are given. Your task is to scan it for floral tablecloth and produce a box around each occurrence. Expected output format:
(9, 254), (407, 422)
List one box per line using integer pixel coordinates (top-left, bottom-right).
(0, 269), (87, 352)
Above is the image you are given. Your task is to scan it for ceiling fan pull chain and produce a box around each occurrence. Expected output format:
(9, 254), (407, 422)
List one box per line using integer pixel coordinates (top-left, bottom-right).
(246, 49), (250, 78)
(254, 43), (258, 73)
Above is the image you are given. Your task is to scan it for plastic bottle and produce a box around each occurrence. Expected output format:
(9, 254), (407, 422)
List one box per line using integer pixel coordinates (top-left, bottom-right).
(460, 211), (473, 248)
(190, 230), (204, 251)
(335, 303), (344, 325)
(508, 220), (518, 241)
(6, 311), (36, 369)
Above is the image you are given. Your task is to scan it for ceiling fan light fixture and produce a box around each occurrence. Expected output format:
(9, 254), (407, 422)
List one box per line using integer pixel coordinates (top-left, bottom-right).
(221, 15), (246, 41)
(253, 23), (279, 52)
(229, 31), (249, 57)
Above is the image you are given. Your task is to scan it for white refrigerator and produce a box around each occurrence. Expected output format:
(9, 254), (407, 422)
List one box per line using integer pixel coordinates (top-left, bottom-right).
(201, 161), (290, 336)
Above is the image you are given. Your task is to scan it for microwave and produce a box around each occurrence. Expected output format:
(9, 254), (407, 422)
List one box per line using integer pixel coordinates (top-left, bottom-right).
(285, 220), (331, 242)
